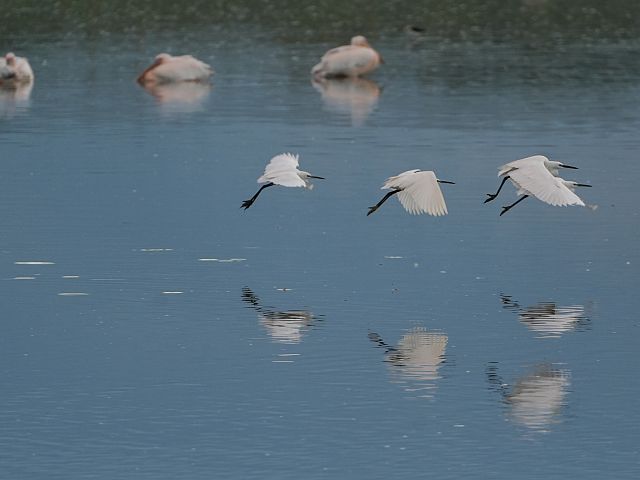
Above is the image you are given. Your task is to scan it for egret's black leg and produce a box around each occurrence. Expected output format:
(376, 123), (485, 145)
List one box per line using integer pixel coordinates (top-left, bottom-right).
(500, 195), (528, 216)
(241, 183), (274, 210)
(485, 176), (510, 203)
(367, 189), (401, 216)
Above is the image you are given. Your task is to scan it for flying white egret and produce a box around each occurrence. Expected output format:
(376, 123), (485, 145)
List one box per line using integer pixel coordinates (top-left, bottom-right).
(367, 169), (454, 216)
(241, 153), (324, 210)
(0, 52), (34, 84)
(137, 53), (213, 84)
(311, 35), (383, 79)
(484, 155), (591, 216)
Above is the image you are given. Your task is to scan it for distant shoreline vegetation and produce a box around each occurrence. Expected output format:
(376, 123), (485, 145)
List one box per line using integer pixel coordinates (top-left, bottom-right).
(1, 0), (639, 41)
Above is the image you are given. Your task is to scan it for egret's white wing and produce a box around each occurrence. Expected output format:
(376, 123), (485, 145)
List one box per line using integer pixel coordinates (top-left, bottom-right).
(258, 154), (306, 187)
(509, 164), (584, 207)
(258, 170), (306, 187)
(498, 155), (548, 177)
(268, 171), (307, 188)
(384, 170), (448, 216)
(263, 153), (299, 174)
(257, 153), (305, 186)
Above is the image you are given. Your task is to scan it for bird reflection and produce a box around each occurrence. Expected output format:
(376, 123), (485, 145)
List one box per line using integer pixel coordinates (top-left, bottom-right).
(369, 327), (447, 398)
(140, 81), (211, 114)
(487, 362), (570, 431)
(500, 294), (590, 337)
(241, 287), (316, 344)
(0, 81), (32, 119)
(312, 77), (380, 126)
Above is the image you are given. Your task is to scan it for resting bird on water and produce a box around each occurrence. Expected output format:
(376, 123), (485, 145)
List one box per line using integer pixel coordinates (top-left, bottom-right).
(137, 53), (213, 84)
(311, 36), (383, 79)
(0, 52), (34, 84)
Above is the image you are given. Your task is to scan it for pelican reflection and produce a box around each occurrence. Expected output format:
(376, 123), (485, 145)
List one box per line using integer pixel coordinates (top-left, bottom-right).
(0, 81), (32, 119)
(501, 294), (590, 337)
(487, 362), (570, 431)
(141, 81), (211, 114)
(312, 77), (380, 126)
(369, 327), (447, 398)
(241, 287), (317, 344)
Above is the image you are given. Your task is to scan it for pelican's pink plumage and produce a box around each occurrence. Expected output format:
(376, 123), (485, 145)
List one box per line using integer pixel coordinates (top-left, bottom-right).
(137, 53), (213, 84)
(0, 52), (34, 84)
(311, 36), (382, 79)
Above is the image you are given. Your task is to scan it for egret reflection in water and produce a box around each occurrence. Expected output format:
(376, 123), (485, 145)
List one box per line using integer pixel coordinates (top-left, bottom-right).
(369, 327), (448, 398)
(487, 362), (571, 432)
(0, 81), (32, 119)
(241, 287), (317, 344)
(140, 81), (211, 114)
(312, 77), (380, 126)
(500, 294), (590, 337)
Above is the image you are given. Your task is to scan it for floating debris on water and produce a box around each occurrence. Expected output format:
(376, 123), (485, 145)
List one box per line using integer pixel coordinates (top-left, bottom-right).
(198, 258), (246, 263)
(15, 261), (55, 265)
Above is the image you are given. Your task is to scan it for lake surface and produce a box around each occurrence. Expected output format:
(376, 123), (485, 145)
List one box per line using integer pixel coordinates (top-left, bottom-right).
(1, 5), (639, 479)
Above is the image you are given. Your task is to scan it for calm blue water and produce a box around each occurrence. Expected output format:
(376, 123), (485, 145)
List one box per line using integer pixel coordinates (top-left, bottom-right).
(1, 25), (639, 480)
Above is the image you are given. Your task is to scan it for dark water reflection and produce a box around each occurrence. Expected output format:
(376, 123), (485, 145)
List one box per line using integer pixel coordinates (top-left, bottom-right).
(140, 82), (212, 114)
(242, 287), (319, 344)
(500, 294), (591, 338)
(369, 327), (448, 399)
(312, 77), (381, 126)
(0, 82), (33, 119)
(487, 362), (571, 432)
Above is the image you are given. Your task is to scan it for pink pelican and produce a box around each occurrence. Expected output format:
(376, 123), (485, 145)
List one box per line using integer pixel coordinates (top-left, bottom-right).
(0, 52), (34, 84)
(137, 53), (213, 84)
(311, 36), (383, 79)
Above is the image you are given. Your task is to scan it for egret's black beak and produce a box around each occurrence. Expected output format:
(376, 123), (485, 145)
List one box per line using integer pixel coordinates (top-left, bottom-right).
(309, 175), (325, 180)
(437, 180), (455, 184)
(561, 164), (578, 169)
(575, 183), (592, 187)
